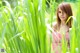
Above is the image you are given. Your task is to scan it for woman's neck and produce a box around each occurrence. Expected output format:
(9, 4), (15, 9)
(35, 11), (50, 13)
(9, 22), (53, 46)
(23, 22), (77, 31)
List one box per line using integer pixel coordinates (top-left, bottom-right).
(59, 21), (69, 33)
(61, 21), (66, 26)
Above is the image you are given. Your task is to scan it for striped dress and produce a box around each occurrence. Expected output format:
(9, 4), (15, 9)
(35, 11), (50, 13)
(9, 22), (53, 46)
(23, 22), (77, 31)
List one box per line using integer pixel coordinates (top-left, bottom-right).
(52, 31), (70, 53)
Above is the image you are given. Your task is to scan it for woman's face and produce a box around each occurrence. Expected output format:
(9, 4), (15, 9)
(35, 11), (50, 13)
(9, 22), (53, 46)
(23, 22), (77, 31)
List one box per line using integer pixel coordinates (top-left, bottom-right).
(58, 8), (68, 21)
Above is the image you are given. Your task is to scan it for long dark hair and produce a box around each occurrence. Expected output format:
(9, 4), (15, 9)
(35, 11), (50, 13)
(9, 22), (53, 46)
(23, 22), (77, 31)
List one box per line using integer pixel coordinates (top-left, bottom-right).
(56, 2), (73, 30)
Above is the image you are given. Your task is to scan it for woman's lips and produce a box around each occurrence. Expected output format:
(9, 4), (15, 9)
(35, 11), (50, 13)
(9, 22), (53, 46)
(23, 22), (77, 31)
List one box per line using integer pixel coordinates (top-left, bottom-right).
(60, 16), (65, 18)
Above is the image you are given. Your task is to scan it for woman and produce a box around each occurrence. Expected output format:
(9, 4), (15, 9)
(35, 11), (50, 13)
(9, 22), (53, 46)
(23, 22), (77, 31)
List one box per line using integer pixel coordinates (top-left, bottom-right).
(52, 2), (73, 53)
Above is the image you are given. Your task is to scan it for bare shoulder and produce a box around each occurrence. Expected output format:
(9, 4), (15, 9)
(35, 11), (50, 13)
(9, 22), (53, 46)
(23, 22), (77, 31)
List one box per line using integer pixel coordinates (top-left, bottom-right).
(52, 22), (57, 31)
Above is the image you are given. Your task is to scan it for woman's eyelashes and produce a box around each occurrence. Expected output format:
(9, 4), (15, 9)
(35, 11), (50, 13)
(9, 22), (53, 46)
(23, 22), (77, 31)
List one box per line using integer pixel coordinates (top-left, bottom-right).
(58, 11), (62, 13)
(58, 11), (66, 16)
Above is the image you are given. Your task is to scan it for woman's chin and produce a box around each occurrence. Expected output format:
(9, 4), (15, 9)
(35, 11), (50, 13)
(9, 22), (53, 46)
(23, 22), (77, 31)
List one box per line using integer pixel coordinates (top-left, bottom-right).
(60, 19), (65, 21)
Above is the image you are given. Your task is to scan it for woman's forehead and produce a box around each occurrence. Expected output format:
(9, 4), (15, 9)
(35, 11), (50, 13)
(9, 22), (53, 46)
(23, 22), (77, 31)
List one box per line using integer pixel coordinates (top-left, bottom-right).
(58, 8), (62, 11)
(58, 8), (65, 12)
(58, 6), (67, 14)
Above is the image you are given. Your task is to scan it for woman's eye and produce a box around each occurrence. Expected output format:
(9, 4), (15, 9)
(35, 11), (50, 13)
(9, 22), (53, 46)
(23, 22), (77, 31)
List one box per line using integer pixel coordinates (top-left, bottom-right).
(58, 11), (61, 13)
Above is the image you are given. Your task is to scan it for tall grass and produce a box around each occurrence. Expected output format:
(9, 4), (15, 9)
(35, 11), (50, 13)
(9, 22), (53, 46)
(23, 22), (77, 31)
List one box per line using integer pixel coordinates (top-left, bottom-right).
(0, 0), (50, 53)
(0, 0), (80, 53)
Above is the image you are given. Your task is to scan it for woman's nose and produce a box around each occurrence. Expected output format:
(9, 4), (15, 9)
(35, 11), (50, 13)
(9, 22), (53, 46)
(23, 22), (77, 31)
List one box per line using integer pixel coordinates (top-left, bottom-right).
(61, 12), (64, 16)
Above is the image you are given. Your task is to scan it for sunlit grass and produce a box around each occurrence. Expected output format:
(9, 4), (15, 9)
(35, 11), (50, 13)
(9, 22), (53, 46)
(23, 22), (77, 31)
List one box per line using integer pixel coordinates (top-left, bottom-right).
(0, 0), (80, 53)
